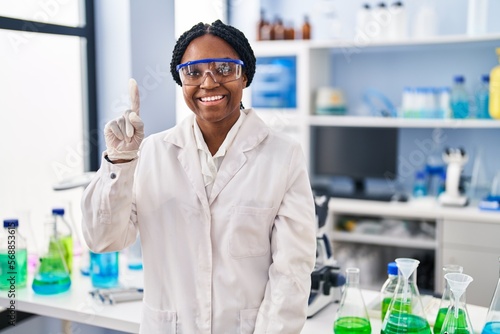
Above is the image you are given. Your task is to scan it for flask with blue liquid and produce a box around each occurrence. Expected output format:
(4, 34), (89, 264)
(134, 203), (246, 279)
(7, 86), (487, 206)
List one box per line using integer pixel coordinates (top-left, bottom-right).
(413, 171), (428, 198)
(90, 251), (119, 288)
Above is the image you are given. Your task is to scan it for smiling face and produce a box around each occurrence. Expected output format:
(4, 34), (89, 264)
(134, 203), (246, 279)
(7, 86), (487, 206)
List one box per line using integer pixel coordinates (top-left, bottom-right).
(180, 34), (248, 132)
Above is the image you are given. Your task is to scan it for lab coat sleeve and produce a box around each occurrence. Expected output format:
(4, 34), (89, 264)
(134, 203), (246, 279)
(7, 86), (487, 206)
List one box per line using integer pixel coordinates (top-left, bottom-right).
(81, 154), (139, 253)
(254, 143), (316, 333)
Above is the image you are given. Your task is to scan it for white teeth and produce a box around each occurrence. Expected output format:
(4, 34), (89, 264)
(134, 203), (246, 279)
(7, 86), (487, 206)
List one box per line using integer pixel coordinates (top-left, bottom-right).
(200, 95), (223, 102)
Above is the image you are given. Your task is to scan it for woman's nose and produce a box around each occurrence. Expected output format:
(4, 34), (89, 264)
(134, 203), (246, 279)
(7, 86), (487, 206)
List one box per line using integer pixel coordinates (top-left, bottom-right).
(200, 71), (220, 88)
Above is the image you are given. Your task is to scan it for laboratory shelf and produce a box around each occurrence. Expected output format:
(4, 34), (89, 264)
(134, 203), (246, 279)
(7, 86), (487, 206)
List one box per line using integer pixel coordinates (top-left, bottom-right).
(331, 231), (437, 250)
(253, 33), (500, 53)
(308, 115), (500, 129)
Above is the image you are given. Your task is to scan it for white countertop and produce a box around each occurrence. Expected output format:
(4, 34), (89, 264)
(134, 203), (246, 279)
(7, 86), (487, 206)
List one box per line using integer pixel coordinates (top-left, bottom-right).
(0, 267), (489, 333)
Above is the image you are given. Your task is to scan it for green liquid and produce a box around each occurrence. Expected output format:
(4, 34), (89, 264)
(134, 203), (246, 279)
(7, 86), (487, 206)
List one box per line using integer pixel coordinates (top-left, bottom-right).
(0, 249), (28, 290)
(334, 316), (371, 334)
(48, 236), (73, 274)
(433, 307), (448, 334)
(440, 308), (471, 334)
(382, 312), (431, 334)
(384, 298), (413, 320)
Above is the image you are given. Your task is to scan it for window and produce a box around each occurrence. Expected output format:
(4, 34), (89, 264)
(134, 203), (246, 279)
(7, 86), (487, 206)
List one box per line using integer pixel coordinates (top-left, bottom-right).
(0, 1), (97, 250)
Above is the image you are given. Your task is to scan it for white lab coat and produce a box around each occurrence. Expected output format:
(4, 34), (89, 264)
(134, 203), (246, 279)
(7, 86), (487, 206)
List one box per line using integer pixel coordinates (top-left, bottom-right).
(81, 109), (316, 334)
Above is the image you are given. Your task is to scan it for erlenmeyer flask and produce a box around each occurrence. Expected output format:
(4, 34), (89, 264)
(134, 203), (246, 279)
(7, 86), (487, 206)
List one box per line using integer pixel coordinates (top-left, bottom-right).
(434, 264), (464, 334)
(382, 258), (431, 334)
(32, 219), (71, 294)
(482, 257), (500, 334)
(440, 273), (474, 334)
(333, 267), (371, 334)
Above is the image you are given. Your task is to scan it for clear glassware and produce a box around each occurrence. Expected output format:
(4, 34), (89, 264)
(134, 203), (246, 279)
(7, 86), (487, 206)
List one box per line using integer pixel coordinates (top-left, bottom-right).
(440, 273), (474, 334)
(381, 262), (398, 321)
(434, 264), (464, 334)
(32, 219), (71, 295)
(381, 258), (431, 334)
(482, 257), (500, 334)
(333, 267), (371, 334)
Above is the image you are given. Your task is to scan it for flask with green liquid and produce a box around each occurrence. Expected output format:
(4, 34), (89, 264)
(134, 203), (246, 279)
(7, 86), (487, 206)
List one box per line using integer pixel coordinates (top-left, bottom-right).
(333, 267), (371, 334)
(381, 262), (398, 321)
(0, 219), (28, 290)
(434, 264), (463, 334)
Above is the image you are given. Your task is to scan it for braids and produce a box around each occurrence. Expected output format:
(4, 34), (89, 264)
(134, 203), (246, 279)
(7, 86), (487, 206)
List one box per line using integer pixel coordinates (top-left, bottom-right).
(170, 20), (256, 89)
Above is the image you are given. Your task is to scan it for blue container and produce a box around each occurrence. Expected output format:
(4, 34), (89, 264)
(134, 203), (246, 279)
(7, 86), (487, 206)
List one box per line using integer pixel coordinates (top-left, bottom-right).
(90, 251), (119, 288)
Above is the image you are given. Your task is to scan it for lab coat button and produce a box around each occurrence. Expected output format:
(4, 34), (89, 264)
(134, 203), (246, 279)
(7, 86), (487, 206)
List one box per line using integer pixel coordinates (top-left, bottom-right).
(110, 172), (117, 179)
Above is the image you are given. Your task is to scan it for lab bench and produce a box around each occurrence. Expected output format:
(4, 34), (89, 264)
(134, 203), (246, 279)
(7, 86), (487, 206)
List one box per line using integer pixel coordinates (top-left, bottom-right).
(0, 280), (489, 333)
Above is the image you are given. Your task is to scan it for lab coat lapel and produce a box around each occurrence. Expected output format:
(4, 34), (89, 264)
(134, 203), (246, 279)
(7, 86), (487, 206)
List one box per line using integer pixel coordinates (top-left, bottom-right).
(208, 110), (269, 205)
(164, 116), (209, 209)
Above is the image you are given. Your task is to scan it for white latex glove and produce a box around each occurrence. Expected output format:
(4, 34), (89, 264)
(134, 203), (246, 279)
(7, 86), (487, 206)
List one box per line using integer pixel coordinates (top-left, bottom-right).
(104, 78), (144, 161)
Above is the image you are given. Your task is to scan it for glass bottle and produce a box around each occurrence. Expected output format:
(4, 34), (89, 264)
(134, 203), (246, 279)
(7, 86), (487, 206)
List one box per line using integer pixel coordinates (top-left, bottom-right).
(434, 264), (464, 334)
(256, 8), (267, 41)
(32, 218), (71, 294)
(440, 273), (474, 334)
(0, 219), (28, 290)
(333, 267), (371, 334)
(301, 15), (311, 40)
(382, 258), (431, 334)
(127, 234), (143, 270)
(482, 257), (500, 334)
(451, 75), (470, 119)
(489, 48), (500, 119)
(90, 251), (119, 288)
(52, 208), (73, 274)
(381, 262), (398, 321)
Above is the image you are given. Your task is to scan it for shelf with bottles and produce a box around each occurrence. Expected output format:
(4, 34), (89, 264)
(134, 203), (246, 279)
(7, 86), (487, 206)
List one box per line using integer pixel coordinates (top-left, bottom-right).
(252, 33), (500, 54)
(307, 114), (500, 128)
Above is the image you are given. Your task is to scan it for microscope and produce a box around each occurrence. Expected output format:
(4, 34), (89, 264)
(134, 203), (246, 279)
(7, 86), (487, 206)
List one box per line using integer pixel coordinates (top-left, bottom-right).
(438, 147), (469, 207)
(307, 195), (345, 318)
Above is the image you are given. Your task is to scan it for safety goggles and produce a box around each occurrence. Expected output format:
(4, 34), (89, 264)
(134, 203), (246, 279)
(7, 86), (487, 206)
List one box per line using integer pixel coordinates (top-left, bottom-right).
(176, 58), (244, 86)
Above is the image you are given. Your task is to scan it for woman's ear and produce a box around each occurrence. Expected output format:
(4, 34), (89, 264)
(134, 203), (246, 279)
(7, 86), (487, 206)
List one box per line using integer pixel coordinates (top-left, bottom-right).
(242, 73), (248, 87)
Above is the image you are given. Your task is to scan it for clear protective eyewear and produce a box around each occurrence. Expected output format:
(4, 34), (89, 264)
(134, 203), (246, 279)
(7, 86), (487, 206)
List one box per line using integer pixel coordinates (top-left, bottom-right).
(176, 58), (244, 86)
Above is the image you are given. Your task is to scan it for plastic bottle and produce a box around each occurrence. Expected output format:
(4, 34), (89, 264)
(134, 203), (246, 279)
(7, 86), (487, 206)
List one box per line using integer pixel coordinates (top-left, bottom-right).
(413, 171), (428, 197)
(355, 4), (371, 35)
(0, 219), (28, 290)
(467, 0), (488, 36)
(388, 1), (408, 40)
(333, 267), (372, 333)
(489, 48), (500, 119)
(301, 15), (311, 40)
(381, 262), (398, 321)
(475, 74), (491, 119)
(450, 75), (470, 119)
(52, 208), (73, 274)
(372, 2), (389, 41)
(433, 264), (464, 334)
(90, 251), (119, 288)
(482, 257), (500, 334)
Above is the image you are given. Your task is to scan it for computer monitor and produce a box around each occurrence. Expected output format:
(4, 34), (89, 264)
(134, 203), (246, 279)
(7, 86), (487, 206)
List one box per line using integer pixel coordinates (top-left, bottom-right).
(311, 126), (399, 200)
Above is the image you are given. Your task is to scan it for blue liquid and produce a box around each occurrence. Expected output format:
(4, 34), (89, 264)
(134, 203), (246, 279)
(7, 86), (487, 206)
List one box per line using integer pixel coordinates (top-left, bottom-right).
(32, 272), (71, 295)
(482, 322), (500, 334)
(90, 252), (119, 288)
(128, 263), (143, 270)
(451, 101), (469, 119)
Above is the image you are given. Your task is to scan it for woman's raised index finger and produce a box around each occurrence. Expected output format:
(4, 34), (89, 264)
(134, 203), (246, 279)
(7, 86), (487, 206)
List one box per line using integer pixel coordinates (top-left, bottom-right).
(129, 78), (140, 116)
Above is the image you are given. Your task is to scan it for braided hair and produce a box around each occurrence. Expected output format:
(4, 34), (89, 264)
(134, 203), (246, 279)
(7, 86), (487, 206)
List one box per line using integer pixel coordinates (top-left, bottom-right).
(170, 20), (256, 89)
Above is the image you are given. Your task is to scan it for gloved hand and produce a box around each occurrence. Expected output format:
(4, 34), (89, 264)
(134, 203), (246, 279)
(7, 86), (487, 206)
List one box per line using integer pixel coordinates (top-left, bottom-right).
(104, 78), (144, 161)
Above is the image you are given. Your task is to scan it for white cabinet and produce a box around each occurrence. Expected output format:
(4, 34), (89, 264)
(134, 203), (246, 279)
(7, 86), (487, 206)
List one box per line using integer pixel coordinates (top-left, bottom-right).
(326, 198), (500, 307)
(442, 219), (500, 307)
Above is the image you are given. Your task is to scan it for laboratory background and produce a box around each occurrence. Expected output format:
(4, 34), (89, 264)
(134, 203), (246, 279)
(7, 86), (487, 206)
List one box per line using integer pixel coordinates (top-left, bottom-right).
(1, 0), (500, 333)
